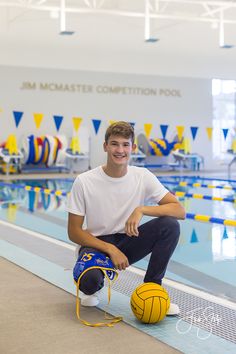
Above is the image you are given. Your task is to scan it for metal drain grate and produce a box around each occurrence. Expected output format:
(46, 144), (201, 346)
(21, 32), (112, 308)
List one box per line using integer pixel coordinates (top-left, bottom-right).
(110, 269), (236, 344)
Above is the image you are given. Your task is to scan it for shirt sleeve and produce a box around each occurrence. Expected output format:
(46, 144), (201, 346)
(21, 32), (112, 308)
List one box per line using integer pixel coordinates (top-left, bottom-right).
(66, 176), (86, 216)
(143, 168), (169, 204)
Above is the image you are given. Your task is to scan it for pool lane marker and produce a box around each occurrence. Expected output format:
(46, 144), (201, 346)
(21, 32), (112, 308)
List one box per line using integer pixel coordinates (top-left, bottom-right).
(1, 182), (236, 227)
(174, 191), (236, 203)
(186, 213), (236, 227)
(0, 181), (70, 198)
(158, 175), (236, 183)
(162, 180), (236, 191)
(24, 185), (70, 197)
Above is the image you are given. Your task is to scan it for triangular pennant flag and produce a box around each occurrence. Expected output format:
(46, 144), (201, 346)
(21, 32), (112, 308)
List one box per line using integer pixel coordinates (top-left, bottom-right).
(0, 107), (3, 113)
(144, 123), (153, 138)
(190, 229), (198, 243)
(13, 111), (23, 128)
(160, 125), (168, 139)
(222, 128), (229, 140)
(176, 126), (185, 141)
(53, 115), (63, 132)
(222, 227), (228, 239)
(33, 113), (44, 129)
(190, 126), (198, 141)
(109, 120), (117, 125)
(72, 117), (82, 132)
(206, 127), (213, 140)
(92, 119), (101, 134)
(129, 122), (135, 128)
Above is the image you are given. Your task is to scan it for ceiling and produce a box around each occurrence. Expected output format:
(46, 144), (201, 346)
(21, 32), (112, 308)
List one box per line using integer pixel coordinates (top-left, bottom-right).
(1, 0), (236, 78)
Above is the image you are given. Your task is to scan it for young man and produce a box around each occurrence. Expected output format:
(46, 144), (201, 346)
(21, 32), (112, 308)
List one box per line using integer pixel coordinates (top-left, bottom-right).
(67, 121), (185, 314)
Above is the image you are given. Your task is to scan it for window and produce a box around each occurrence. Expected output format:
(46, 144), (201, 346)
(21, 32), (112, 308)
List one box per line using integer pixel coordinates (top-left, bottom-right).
(212, 79), (236, 159)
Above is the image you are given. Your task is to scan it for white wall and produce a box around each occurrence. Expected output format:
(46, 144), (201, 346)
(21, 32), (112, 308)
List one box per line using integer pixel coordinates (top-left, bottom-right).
(0, 65), (213, 169)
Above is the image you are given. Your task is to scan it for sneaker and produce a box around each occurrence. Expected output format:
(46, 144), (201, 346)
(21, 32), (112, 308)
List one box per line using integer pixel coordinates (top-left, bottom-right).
(80, 294), (99, 307)
(80, 289), (103, 307)
(166, 303), (180, 316)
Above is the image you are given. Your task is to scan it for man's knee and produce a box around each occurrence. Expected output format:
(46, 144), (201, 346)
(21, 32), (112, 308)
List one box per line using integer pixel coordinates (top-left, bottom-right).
(79, 269), (104, 295)
(164, 216), (180, 232)
(154, 216), (180, 240)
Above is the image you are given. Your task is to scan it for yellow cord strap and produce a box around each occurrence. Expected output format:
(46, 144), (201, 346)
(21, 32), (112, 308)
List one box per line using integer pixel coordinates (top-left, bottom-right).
(75, 267), (123, 327)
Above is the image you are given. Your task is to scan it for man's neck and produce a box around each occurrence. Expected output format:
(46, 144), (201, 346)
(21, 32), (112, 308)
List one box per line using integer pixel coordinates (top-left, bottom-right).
(102, 164), (128, 178)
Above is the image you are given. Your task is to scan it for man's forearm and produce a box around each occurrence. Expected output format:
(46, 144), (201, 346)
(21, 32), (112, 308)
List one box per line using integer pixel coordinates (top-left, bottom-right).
(139, 203), (185, 220)
(68, 227), (115, 255)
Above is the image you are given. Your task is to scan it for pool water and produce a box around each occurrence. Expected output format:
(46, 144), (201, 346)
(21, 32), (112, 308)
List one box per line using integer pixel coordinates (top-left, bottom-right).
(0, 176), (235, 302)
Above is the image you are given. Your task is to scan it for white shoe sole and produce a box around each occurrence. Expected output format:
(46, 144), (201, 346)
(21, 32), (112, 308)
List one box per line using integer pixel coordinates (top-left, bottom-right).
(166, 303), (180, 316)
(81, 295), (99, 307)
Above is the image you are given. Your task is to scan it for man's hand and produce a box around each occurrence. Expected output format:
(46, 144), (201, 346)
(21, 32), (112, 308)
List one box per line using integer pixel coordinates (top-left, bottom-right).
(125, 207), (143, 237)
(107, 245), (129, 271)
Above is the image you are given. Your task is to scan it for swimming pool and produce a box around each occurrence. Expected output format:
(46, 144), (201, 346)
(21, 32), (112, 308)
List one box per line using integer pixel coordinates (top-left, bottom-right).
(0, 175), (235, 302)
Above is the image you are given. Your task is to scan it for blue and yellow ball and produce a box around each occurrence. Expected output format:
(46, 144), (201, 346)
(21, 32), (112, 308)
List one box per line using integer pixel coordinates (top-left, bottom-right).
(130, 282), (170, 324)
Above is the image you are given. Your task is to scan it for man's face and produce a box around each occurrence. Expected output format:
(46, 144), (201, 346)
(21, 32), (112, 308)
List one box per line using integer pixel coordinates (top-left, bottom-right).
(103, 135), (136, 166)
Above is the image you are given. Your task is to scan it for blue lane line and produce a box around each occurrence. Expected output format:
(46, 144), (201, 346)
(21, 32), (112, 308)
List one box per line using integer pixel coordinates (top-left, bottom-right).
(186, 213), (225, 225)
(161, 180), (236, 191)
(158, 175), (236, 184)
(0, 181), (69, 197)
(178, 193), (235, 203)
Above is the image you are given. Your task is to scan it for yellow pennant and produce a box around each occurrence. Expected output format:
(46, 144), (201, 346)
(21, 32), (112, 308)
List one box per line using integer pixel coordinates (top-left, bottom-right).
(144, 123), (153, 138)
(72, 117), (82, 132)
(34, 113), (44, 129)
(176, 126), (185, 141)
(109, 120), (117, 125)
(0, 107), (3, 113)
(206, 127), (213, 140)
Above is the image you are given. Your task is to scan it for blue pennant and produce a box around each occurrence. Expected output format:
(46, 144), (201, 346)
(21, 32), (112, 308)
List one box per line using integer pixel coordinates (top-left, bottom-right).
(13, 111), (23, 128)
(53, 115), (63, 131)
(190, 126), (198, 141)
(92, 119), (101, 134)
(222, 128), (229, 140)
(160, 125), (168, 139)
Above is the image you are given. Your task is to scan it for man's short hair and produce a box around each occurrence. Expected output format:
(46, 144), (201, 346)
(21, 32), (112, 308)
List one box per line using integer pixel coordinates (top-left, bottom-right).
(105, 121), (135, 144)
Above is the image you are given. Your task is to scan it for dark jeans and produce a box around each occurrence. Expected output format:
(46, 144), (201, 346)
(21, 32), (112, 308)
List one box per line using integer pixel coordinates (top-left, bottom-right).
(79, 216), (180, 295)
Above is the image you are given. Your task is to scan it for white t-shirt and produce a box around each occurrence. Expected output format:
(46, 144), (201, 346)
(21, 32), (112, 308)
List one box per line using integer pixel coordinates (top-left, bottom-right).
(67, 166), (168, 236)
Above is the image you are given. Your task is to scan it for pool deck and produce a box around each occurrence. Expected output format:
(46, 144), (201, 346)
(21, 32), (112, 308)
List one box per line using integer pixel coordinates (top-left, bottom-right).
(0, 257), (181, 354)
